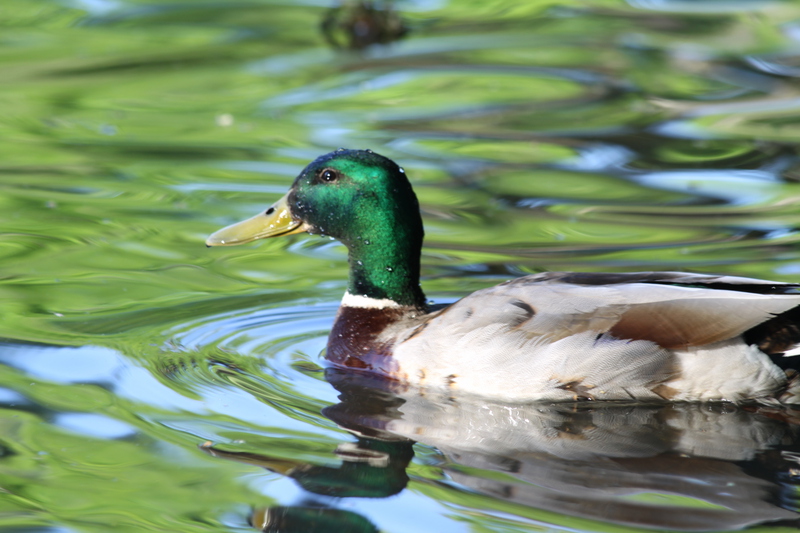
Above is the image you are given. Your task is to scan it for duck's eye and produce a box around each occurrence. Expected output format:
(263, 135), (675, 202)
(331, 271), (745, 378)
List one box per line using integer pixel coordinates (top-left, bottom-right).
(319, 168), (339, 183)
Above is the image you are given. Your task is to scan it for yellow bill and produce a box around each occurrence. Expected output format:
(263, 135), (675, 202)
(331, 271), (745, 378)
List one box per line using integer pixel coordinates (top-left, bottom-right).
(206, 193), (306, 246)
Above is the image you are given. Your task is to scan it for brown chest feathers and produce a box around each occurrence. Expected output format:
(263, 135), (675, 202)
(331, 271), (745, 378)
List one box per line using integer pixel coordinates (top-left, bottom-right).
(326, 305), (408, 374)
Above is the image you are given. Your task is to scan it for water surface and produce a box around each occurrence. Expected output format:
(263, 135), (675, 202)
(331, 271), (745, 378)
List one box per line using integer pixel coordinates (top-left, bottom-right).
(3, 1), (800, 532)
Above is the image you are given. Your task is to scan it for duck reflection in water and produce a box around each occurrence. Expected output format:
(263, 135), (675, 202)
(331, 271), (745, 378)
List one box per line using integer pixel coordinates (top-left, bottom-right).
(202, 369), (800, 533)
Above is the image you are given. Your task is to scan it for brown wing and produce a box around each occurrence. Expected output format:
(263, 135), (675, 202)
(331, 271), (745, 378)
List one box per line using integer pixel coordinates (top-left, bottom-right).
(466, 272), (800, 349)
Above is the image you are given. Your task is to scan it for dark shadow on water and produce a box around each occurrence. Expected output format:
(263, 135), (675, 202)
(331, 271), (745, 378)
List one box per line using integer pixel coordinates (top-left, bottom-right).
(202, 368), (800, 532)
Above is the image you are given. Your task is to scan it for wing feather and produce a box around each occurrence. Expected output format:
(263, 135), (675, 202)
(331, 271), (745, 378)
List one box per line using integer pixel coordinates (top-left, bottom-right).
(452, 274), (800, 348)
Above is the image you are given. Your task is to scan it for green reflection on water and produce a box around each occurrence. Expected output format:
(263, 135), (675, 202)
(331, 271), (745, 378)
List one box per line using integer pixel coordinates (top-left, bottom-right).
(2, 0), (800, 532)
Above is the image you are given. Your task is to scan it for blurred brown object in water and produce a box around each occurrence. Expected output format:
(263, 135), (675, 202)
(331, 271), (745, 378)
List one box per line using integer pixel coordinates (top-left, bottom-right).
(322, 1), (408, 50)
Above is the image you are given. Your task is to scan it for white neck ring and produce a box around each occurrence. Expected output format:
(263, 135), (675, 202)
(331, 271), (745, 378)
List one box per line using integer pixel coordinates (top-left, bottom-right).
(341, 291), (402, 309)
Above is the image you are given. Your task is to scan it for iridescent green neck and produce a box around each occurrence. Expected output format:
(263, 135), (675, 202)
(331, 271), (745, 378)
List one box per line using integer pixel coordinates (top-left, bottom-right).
(346, 226), (426, 309)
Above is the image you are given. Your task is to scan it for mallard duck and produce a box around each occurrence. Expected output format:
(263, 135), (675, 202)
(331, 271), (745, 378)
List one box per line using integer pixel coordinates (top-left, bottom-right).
(207, 149), (800, 404)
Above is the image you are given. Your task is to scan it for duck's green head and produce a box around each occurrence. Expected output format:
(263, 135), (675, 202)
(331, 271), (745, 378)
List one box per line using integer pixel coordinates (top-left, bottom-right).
(207, 149), (426, 308)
